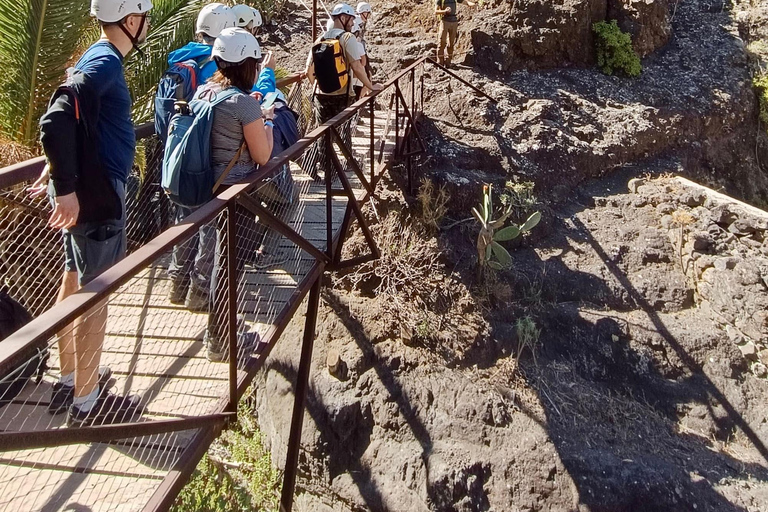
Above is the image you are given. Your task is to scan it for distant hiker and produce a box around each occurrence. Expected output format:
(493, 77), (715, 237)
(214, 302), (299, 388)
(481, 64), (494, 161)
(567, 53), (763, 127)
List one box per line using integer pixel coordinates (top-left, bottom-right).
(307, 3), (381, 177)
(29, 0), (153, 428)
(356, 2), (372, 42)
(162, 2), (236, 313)
(350, 15), (369, 100)
(435, 0), (474, 67)
(232, 4), (263, 36)
(197, 27), (277, 363)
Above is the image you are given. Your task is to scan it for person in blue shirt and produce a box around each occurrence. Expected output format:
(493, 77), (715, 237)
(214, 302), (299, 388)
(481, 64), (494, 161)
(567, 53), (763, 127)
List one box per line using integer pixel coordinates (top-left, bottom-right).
(30, 0), (153, 428)
(167, 3), (236, 83)
(165, 2), (236, 311)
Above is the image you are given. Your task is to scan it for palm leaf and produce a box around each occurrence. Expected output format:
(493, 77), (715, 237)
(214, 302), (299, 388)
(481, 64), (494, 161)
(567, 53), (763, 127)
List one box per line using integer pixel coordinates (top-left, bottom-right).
(0, 0), (90, 145)
(125, 0), (209, 123)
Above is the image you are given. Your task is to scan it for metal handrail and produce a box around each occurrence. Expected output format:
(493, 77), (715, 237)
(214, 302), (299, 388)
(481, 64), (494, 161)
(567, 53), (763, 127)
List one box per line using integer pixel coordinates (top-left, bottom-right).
(0, 54), (429, 426)
(0, 55), (473, 512)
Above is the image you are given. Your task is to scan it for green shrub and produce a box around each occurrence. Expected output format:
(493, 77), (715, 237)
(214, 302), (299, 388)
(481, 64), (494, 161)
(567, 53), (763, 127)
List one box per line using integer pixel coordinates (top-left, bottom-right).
(592, 20), (642, 77)
(754, 74), (768, 126)
(171, 398), (280, 512)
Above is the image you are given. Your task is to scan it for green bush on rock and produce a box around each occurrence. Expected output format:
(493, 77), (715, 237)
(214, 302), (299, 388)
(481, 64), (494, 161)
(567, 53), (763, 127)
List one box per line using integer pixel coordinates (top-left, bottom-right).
(754, 74), (768, 126)
(593, 20), (642, 77)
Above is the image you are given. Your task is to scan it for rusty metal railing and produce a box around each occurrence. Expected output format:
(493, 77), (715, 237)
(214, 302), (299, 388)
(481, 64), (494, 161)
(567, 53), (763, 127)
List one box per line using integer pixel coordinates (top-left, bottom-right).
(0, 59), (433, 512)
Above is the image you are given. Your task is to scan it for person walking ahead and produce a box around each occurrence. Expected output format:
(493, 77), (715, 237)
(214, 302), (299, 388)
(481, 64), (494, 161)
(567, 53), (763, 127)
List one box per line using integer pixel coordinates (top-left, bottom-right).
(31, 0), (152, 427)
(435, 0), (474, 67)
(306, 3), (381, 178)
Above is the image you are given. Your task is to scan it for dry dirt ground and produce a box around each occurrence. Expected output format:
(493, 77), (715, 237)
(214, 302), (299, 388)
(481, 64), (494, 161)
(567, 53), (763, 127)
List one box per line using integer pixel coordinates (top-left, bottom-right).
(250, 1), (768, 510)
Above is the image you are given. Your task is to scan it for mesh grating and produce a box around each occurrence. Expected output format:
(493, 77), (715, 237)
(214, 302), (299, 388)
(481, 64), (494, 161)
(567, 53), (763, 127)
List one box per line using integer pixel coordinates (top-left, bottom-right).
(0, 65), (415, 511)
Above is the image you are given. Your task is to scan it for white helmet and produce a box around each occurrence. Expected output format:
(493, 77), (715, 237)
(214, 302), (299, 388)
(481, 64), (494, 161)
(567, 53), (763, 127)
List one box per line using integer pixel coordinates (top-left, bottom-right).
(356, 2), (372, 14)
(196, 3), (236, 37)
(91, 0), (153, 23)
(330, 3), (355, 17)
(231, 4), (254, 28)
(251, 8), (263, 27)
(213, 27), (262, 63)
(351, 15), (363, 33)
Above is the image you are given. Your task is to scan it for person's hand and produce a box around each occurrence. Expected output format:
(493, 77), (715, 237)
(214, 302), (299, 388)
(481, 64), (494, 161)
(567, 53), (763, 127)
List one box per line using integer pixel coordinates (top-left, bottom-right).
(263, 51), (276, 70)
(369, 83), (383, 92)
(445, 6), (452, 13)
(251, 91), (264, 102)
(27, 163), (50, 198)
(49, 192), (79, 229)
(262, 104), (276, 121)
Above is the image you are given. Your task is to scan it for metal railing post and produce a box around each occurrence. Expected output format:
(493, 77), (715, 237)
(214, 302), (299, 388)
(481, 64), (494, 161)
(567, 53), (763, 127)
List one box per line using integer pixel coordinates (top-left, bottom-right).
(325, 131), (334, 258)
(279, 276), (322, 512)
(226, 202), (238, 415)
(370, 96), (375, 185)
(395, 79), (400, 157)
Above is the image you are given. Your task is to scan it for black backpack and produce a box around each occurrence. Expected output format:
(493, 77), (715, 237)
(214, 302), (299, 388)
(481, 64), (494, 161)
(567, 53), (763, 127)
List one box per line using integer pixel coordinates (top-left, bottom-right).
(0, 290), (48, 408)
(311, 34), (352, 94)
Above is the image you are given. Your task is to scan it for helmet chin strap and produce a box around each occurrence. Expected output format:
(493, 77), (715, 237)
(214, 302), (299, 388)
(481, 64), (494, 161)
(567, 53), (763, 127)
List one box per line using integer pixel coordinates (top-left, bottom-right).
(117, 15), (146, 57)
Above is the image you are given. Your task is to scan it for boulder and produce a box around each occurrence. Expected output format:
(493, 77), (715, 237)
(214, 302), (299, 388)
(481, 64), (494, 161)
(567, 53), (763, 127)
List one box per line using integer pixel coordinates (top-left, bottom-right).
(470, 0), (607, 72)
(608, 0), (672, 58)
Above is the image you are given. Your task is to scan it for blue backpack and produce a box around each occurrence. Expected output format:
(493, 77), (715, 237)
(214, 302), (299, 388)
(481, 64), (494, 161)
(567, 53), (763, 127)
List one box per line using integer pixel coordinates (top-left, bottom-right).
(155, 57), (211, 143)
(161, 88), (242, 208)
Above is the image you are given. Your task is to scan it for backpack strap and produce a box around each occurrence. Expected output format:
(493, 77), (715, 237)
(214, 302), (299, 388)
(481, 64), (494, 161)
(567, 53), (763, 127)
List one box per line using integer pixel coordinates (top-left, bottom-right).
(212, 141), (247, 194)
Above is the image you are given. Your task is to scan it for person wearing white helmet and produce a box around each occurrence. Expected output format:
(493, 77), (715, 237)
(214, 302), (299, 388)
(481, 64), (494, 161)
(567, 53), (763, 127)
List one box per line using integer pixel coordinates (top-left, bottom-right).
(306, 3), (381, 178)
(163, 4), (239, 311)
(197, 3), (237, 42)
(196, 28), (279, 361)
(32, 0), (154, 427)
(356, 2), (372, 40)
(231, 4), (262, 35)
(350, 15), (369, 100)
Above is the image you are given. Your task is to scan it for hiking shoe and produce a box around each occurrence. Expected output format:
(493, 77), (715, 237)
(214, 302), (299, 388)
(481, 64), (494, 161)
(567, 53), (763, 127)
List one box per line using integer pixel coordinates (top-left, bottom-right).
(168, 279), (189, 305)
(48, 367), (114, 415)
(67, 392), (144, 428)
(205, 328), (265, 367)
(184, 286), (210, 313)
(253, 250), (288, 270)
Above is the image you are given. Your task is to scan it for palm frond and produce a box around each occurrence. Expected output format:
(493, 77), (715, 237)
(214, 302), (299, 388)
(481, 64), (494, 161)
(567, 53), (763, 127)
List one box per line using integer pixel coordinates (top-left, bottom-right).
(0, 0), (90, 145)
(125, 0), (209, 123)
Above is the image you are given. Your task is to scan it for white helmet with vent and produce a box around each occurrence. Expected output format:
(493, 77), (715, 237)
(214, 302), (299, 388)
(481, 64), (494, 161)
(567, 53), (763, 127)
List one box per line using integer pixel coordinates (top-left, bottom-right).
(231, 4), (254, 28)
(252, 8), (263, 27)
(196, 3), (236, 37)
(213, 27), (262, 63)
(91, 0), (153, 23)
(331, 3), (355, 17)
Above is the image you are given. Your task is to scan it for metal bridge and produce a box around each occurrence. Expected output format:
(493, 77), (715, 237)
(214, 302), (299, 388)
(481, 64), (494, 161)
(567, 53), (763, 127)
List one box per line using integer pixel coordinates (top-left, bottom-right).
(0, 56), (490, 512)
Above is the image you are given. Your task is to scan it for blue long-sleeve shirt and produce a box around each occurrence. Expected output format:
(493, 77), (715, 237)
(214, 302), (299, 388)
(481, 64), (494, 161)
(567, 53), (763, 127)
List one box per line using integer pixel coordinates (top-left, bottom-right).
(167, 42), (218, 83)
(253, 68), (276, 97)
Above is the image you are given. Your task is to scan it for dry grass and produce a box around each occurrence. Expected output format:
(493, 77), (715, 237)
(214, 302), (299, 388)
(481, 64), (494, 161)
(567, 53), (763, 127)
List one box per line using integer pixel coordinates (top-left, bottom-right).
(337, 207), (487, 363)
(417, 178), (449, 232)
(0, 136), (36, 168)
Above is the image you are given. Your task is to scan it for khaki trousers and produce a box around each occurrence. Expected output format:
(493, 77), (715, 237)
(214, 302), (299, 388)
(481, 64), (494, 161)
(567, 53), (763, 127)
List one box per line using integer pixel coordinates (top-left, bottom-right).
(437, 20), (458, 65)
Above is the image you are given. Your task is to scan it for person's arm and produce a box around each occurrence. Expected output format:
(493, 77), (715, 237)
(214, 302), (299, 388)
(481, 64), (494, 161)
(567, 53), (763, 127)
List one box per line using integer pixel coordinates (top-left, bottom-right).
(349, 59), (380, 91)
(242, 102), (276, 166)
(243, 119), (274, 165)
(38, 91), (80, 228)
(435, 0), (450, 15)
(304, 48), (316, 84)
(343, 34), (381, 92)
(253, 67), (276, 97)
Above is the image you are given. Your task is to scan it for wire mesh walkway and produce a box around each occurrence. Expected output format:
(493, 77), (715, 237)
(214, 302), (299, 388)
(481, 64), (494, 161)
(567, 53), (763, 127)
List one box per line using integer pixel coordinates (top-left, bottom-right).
(0, 57), (486, 512)
(0, 105), (399, 511)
